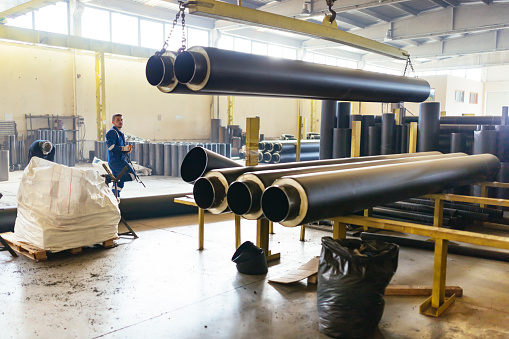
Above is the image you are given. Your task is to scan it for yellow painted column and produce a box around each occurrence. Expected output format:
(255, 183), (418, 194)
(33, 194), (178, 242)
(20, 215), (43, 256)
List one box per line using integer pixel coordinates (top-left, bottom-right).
(408, 122), (418, 153)
(198, 208), (205, 250)
(432, 238), (449, 309)
(351, 120), (361, 158)
(95, 52), (106, 141)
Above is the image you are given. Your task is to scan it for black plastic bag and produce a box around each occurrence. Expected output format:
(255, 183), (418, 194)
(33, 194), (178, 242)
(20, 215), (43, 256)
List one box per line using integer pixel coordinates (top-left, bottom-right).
(317, 237), (399, 338)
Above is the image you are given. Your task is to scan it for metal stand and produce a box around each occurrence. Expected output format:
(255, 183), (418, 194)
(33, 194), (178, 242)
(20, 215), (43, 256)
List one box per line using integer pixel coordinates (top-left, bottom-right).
(102, 164), (139, 239)
(0, 234), (17, 258)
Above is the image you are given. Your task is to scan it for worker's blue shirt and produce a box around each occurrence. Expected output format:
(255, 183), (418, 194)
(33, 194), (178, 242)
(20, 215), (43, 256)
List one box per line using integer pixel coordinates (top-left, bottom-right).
(106, 126), (128, 168)
(28, 140), (55, 162)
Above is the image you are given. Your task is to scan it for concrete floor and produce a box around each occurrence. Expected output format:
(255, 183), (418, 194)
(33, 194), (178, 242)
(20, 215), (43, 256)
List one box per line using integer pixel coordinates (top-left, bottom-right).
(1, 164), (509, 338)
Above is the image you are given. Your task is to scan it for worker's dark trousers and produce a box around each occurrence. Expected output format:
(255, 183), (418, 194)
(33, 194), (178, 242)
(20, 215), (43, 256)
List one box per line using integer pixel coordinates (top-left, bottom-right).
(108, 161), (136, 198)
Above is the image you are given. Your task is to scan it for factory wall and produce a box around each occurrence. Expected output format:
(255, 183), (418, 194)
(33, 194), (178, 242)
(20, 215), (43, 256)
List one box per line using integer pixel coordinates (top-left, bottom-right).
(484, 64), (509, 116)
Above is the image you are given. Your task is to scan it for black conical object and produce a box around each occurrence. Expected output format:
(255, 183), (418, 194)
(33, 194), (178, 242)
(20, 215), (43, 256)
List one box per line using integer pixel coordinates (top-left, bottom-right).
(181, 146), (243, 183)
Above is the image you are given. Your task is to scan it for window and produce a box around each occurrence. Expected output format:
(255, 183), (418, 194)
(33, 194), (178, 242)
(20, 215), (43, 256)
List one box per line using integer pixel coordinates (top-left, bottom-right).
(6, 12), (33, 29)
(469, 92), (478, 104)
(454, 90), (465, 103)
(34, 2), (68, 34)
(187, 28), (209, 48)
(164, 23), (185, 51)
(111, 13), (138, 46)
(303, 51), (314, 63)
(313, 53), (325, 64)
(325, 56), (337, 66)
(234, 37), (251, 53)
(82, 7), (110, 41)
(426, 89), (436, 102)
(140, 20), (163, 49)
(217, 35), (233, 50)
(252, 42), (268, 56)
(268, 45), (282, 58)
(282, 47), (297, 60)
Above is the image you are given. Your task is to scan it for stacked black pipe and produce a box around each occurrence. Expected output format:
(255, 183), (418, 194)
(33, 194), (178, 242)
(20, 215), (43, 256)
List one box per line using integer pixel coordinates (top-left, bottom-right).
(259, 140), (320, 163)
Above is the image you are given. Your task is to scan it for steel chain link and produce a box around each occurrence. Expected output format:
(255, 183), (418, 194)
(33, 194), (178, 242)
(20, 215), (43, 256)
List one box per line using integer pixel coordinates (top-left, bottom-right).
(156, 1), (187, 57)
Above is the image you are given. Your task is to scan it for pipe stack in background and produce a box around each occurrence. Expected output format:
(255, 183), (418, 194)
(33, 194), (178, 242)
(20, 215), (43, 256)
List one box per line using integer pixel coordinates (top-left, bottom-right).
(259, 140), (320, 163)
(94, 141), (231, 177)
(3, 135), (25, 170)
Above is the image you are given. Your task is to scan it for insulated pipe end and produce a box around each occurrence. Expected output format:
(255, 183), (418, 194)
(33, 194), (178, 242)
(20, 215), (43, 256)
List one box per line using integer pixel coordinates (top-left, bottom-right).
(181, 146), (207, 183)
(227, 180), (263, 216)
(146, 53), (176, 87)
(174, 49), (209, 88)
(193, 176), (226, 210)
(261, 185), (300, 223)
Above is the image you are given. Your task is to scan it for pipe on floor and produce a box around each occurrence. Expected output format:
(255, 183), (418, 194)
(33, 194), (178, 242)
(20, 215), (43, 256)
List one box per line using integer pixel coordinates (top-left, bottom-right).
(261, 154), (500, 227)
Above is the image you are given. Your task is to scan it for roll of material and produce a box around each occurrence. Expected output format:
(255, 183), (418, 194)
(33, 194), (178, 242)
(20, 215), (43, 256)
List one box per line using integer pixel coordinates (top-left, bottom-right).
(336, 102), (351, 129)
(394, 125), (402, 155)
(172, 47), (430, 102)
(418, 102), (441, 152)
(496, 125), (509, 162)
(143, 143), (150, 167)
(473, 129), (497, 155)
(228, 153), (465, 219)
(381, 113), (395, 155)
(0, 150), (9, 181)
(219, 126), (226, 143)
(163, 144), (171, 176)
(171, 144), (179, 177)
(211, 119), (221, 143)
(332, 128), (351, 159)
(320, 100), (337, 159)
(368, 125), (381, 156)
(195, 151), (442, 214)
(0, 206), (17, 233)
(149, 143), (156, 172)
(450, 133), (467, 153)
(400, 124), (409, 153)
(155, 143), (164, 175)
(261, 154), (500, 226)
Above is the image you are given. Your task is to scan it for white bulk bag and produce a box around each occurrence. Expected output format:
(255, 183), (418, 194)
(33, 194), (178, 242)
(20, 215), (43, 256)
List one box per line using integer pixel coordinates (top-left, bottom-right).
(14, 157), (120, 252)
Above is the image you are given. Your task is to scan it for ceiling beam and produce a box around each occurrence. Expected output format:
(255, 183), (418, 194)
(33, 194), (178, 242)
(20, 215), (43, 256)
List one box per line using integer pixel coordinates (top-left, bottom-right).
(429, 0), (450, 8)
(443, 0), (459, 7)
(482, 0), (493, 4)
(390, 3), (420, 16)
(358, 8), (392, 22)
(335, 15), (367, 29)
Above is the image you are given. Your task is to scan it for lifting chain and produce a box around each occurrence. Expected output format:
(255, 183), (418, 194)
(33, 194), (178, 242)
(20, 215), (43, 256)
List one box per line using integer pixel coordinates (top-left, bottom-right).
(156, 1), (187, 57)
(403, 55), (417, 77)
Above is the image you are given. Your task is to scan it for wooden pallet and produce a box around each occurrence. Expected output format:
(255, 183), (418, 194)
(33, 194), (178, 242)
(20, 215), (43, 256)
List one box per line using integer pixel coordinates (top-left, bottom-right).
(0, 232), (116, 262)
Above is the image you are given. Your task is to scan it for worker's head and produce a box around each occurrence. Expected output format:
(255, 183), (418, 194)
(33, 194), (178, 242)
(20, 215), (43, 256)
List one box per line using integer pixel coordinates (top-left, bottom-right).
(112, 113), (123, 129)
(40, 141), (53, 155)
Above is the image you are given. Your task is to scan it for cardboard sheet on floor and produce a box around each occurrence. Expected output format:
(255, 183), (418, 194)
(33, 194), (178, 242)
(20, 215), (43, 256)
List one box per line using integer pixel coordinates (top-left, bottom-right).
(269, 257), (319, 284)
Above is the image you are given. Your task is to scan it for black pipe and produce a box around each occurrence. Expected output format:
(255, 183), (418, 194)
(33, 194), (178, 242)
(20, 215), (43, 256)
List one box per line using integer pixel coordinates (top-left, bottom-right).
(155, 143), (164, 175)
(384, 201), (459, 219)
(181, 146), (243, 183)
(228, 153), (465, 219)
(368, 125), (381, 156)
(149, 143), (156, 172)
(320, 100), (337, 159)
(450, 133), (467, 153)
(0, 206), (17, 233)
(496, 125), (509, 162)
(261, 154), (500, 226)
(418, 102), (441, 152)
(194, 152), (442, 214)
(496, 162), (509, 202)
(263, 152), (272, 163)
(360, 232), (509, 263)
(332, 128), (351, 158)
(440, 125), (477, 134)
(142, 143), (150, 167)
(372, 207), (453, 226)
(163, 144), (171, 176)
(273, 152), (320, 163)
(119, 193), (196, 220)
(173, 47), (431, 102)
(272, 140), (320, 154)
(502, 106), (508, 126)
(394, 125), (402, 155)
(400, 124), (408, 154)
(336, 102), (351, 128)
(381, 113), (395, 155)
(408, 198), (503, 218)
(439, 116), (502, 125)
(211, 119), (221, 143)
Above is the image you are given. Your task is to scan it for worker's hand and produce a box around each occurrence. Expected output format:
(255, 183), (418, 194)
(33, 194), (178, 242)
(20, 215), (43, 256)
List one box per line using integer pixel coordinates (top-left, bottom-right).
(121, 145), (133, 153)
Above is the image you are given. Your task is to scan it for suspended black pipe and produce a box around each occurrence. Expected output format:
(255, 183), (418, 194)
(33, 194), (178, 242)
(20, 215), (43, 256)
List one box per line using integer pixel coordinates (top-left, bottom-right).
(181, 146), (242, 183)
(173, 47), (430, 102)
(261, 154), (500, 227)
(360, 232), (509, 263)
(320, 100), (337, 159)
(228, 153), (465, 219)
(418, 102), (441, 152)
(192, 152), (441, 214)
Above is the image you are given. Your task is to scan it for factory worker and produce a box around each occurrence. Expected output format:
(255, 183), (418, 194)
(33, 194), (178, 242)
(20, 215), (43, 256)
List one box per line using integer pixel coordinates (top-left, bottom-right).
(28, 140), (55, 162)
(106, 113), (136, 199)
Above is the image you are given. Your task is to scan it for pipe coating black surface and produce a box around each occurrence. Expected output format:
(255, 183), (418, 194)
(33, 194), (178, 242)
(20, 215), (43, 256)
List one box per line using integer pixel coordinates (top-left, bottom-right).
(332, 128), (351, 159)
(336, 102), (351, 128)
(368, 125), (381, 156)
(228, 153), (464, 219)
(320, 100), (337, 159)
(181, 146), (242, 183)
(473, 129), (497, 155)
(381, 113), (395, 155)
(261, 154), (500, 226)
(173, 47), (430, 102)
(418, 102), (440, 152)
(194, 152), (442, 213)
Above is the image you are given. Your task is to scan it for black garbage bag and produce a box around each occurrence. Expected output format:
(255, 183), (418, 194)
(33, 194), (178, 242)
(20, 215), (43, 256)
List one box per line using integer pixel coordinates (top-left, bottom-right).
(231, 241), (268, 275)
(317, 237), (399, 338)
